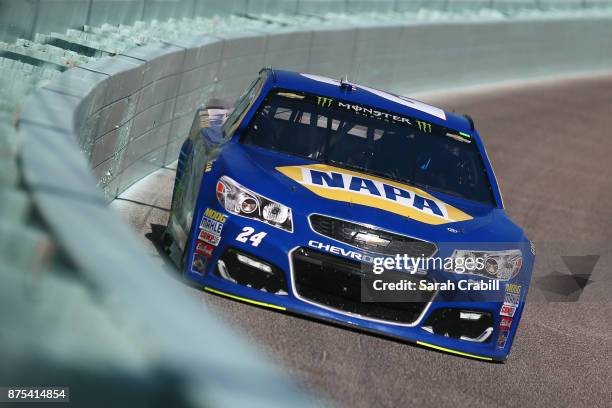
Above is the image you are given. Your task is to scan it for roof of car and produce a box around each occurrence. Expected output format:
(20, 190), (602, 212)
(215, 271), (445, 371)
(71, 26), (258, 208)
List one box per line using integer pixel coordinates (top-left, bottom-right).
(265, 69), (474, 133)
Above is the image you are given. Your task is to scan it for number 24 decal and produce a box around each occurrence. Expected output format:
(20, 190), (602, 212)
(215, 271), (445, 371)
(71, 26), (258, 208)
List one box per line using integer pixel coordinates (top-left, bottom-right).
(235, 227), (267, 247)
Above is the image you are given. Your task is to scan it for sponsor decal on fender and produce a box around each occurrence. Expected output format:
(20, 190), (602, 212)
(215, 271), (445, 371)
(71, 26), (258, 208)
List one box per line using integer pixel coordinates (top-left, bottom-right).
(504, 283), (521, 306)
(196, 241), (215, 258)
(497, 329), (509, 349)
(498, 299), (514, 350)
(500, 304), (516, 317)
(505, 283), (522, 294)
(192, 253), (207, 275)
(504, 292), (520, 307)
(199, 229), (221, 246)
(203, 208), (227, 223)
(196, 208), (225, 262)
(276, 164), (472, 225)
(200, 208), (227, 235)
(499, 316), (513, 329)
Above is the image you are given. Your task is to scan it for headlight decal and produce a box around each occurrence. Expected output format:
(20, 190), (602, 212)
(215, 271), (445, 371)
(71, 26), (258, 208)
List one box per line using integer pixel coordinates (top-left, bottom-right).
(216, 176), (293, 232)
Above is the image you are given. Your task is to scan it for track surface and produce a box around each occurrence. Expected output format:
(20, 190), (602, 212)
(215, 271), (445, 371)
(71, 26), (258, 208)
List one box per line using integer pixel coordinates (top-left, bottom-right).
(111, 74), (612, 408)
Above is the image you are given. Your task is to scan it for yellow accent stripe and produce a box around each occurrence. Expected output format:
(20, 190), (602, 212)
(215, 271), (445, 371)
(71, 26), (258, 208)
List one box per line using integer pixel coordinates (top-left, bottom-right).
(416, 341), (493, 361)
(204, 287), (286, 311)
(204, 289), (490, 360)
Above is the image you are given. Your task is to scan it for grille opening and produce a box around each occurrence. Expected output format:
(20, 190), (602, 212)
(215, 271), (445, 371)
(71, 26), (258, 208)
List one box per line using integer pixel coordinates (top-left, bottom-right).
(292, 247), (433, 324)
(423, 308), (494, 342)
(309, 214), (437, 257)
(216, 248), (288, 295)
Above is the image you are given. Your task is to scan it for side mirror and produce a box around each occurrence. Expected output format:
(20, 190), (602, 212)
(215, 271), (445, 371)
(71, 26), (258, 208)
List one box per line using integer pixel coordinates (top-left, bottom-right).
(203, 98), (230, 127)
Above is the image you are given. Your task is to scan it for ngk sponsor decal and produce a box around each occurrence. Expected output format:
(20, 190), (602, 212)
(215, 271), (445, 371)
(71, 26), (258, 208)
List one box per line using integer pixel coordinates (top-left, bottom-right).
(499, 304), (516, 317)
(199, 229), (221, 246)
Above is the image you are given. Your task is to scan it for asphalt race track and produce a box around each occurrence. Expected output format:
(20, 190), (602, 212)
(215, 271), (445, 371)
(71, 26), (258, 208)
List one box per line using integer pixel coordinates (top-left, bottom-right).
(111, 73), (612, 408)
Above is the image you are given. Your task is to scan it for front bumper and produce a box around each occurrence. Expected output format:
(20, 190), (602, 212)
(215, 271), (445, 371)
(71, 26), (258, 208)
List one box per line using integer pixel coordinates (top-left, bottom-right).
(184, 205), (527, 362)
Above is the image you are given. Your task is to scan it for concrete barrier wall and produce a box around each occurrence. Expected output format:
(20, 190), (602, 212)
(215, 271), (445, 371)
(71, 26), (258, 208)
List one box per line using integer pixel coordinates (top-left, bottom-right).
(22, 15), (611, 202)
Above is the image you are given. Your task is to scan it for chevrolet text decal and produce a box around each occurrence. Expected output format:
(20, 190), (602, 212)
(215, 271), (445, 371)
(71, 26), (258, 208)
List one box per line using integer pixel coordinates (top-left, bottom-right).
(276, 164), (472, 225)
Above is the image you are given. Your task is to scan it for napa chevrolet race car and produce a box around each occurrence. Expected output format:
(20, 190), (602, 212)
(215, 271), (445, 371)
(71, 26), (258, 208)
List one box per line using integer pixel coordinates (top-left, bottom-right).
(163, 68), (535, 361)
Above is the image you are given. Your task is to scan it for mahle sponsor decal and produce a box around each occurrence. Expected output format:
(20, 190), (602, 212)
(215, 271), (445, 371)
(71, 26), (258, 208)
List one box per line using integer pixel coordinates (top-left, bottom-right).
(276, 164), (472, 225)
(200, 208), (227, 234)
(504, 292), (520, 307)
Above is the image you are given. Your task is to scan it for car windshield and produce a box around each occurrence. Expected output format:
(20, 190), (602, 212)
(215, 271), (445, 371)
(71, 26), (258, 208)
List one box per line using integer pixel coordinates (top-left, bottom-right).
(241, 88), (495, 205)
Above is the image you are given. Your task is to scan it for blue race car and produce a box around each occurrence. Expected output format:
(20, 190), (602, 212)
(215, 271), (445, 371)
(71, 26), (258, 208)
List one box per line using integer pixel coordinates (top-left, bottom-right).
(163, 69), (534, 362)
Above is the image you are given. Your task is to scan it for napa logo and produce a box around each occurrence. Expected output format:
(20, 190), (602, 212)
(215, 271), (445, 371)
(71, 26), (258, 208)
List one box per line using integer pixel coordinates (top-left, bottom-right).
(276, 164), (472, 225)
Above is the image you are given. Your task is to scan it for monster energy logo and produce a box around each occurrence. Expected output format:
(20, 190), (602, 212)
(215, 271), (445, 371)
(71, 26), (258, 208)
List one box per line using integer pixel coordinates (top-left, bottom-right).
(316, 96), (334, 107)
(416, 120), (432, 133)
(336, 102), (412, 125)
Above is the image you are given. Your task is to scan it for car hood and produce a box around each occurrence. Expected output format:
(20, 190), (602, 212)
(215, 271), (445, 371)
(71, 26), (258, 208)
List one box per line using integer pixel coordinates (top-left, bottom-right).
(217, 143), (525, 244)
